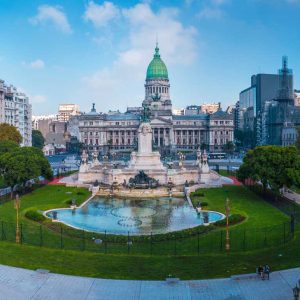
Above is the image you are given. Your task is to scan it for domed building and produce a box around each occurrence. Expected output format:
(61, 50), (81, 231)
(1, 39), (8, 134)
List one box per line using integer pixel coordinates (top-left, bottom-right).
(143, 44), (172, 114)
(78, 44), (234, 155)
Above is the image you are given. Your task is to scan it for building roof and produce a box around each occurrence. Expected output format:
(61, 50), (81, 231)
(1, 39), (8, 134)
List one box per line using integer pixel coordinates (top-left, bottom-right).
(146, 44), (168, 80)
(105, 113), (140, 121)
(173, 114), (207, 120)
(209, 110), (232, 119)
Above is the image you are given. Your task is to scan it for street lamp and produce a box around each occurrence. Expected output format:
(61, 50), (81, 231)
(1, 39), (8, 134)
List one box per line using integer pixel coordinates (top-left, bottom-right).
(14, 194), (21, 243)
(293, 285), (299, 300)
(225, 196), (230, 251)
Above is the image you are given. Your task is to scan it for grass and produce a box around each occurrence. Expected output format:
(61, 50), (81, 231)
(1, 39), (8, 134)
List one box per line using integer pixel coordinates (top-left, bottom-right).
(0, 234), (299, 280)
(0, 185), (91, 224)
(190, 185), (289, 227)
(0, 184), (297, 279)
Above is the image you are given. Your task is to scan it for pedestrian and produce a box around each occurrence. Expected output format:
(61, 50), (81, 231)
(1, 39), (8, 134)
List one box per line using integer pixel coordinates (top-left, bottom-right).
(258, 265), (263, 279)
(264, 265), (270, 280)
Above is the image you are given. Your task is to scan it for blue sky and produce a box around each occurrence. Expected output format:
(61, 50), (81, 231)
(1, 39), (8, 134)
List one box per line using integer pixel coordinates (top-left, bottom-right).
(0, 0), (300, 115)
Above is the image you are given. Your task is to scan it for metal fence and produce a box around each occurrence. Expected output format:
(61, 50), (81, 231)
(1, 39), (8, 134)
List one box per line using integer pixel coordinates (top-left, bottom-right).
(0, 219), (295, 256)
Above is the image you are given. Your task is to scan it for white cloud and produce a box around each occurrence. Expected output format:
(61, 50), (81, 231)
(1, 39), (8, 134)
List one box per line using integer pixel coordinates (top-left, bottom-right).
(22, 59), (45, 70)
(82, 3), (198, 112)
(197, 0), (229, 20)
(198, 7), (223, 19)
(29, 5), (72, 34)
(31, 95), (47, 104)
(83, 1), (120, 27)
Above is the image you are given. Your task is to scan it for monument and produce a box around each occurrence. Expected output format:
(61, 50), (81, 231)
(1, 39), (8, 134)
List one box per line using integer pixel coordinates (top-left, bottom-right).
(127, 106), (166, 171)
(78, 113), (232, 188)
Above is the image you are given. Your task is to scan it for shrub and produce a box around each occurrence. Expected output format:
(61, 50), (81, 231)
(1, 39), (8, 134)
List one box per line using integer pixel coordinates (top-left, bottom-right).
(25, 210), (46, 222)
(196, 192), (205, 197)
(200, 202), (208, 207)
(214, 214), (245, 227)
(77, 191), (84, 195)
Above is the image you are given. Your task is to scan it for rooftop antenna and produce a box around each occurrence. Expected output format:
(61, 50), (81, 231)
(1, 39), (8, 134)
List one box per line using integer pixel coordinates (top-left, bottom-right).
(156, 34), (158, 48)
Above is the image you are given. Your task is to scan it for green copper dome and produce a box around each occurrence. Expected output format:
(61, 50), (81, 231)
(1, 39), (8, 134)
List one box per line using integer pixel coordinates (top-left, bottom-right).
(146, 45), (168, 80)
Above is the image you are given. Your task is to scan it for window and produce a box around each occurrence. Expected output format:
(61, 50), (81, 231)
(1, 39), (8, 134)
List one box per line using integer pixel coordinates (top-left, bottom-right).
(96, 139), (98, 145)
(214, 121), (218, 125)
(89, 122), (93, 126)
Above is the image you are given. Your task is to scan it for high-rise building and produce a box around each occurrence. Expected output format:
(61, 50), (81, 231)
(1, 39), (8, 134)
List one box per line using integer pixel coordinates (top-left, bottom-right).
(0, 79), (32, 146)
(200, 103), (221, 114)
(57, 104), (80, 122)
(32, 114), (57, 138)
(239, 57), (295, 146)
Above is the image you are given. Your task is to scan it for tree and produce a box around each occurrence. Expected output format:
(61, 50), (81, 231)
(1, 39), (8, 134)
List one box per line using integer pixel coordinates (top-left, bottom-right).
(224, 141), (235, 154)
(32, 130), (45, 149)
(237, 145), (300, 193)
(0, 123), (22, 144)
(200, 143), (207, 151)
(295, 126), (300, 149)
(0, 140), (19, 156)
(0, 147), (53, 198)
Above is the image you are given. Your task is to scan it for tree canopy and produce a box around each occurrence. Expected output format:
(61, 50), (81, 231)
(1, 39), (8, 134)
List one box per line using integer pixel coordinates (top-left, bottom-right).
(32, 130), (45, 149)
(0, 146), (53, 194)
(0, 123), (22, 144)
(237, 145), (300, 193)
(0, 140), (19, 156)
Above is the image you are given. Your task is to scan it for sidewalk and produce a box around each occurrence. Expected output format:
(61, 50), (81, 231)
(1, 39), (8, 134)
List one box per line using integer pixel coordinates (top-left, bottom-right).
(283, 189), (300, 205)
(0, 264), (299, 299)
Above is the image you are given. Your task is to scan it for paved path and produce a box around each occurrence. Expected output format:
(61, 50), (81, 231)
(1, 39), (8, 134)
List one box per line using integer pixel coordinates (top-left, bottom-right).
(284, 189), (300, 205)
(0, 265), (300, 299)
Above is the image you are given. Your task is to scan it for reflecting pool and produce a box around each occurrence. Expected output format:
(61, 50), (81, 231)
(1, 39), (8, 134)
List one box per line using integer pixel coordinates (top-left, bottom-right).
(45, 197), (224, 235)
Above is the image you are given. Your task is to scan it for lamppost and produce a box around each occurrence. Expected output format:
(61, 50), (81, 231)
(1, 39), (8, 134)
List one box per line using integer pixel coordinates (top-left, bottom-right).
(225, 196), (230, 251)
(14, 194), (21, 243)
(293, 284), (300, 300)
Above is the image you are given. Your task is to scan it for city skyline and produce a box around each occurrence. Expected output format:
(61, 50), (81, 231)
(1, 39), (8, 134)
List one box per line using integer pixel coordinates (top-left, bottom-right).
(0, 0), (300, 115)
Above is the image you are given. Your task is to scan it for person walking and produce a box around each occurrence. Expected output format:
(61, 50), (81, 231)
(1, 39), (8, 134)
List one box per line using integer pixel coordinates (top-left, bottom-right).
(258, 265), (264, 279)
(264, 265), (270, 280)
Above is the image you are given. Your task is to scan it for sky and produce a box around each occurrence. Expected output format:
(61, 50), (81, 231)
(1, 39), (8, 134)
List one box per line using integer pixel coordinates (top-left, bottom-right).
(0, 0), (300, 115)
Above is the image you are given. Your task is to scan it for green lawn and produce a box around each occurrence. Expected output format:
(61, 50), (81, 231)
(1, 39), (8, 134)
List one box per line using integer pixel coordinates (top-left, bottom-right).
(0, 185), (91, 224)
(190, 185), (289, 227)
(0, 235), (299, 280)
(0, 184), (297, 279)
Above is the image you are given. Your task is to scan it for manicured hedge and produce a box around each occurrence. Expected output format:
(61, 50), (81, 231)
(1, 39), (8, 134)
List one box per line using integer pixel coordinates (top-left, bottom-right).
(25, 210), (46, 222)
(214, 214), (245, 227)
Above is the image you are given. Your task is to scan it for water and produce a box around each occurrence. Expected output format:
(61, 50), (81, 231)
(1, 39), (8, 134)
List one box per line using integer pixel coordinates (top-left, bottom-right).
(46, 197), (224, 235)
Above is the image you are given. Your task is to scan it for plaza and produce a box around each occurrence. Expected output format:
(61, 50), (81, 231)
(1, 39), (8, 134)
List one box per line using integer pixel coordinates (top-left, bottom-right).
(0, 264), (299, 299)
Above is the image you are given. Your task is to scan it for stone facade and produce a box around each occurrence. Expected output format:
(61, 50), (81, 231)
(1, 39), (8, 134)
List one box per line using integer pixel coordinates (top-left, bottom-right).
(78, 45), (234, 154)
(0, 79), (32, 146)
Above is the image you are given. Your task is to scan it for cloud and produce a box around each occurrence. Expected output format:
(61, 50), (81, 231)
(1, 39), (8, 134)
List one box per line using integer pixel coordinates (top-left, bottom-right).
(82, 3), (198, 112)
(197, 0), (229, 19)
(83, 1), (120, 27)
(22, 59), (45, 70)
(31, 95), (47, 104)
(29, 5), (72, 34)
(198, 7), (223, 19)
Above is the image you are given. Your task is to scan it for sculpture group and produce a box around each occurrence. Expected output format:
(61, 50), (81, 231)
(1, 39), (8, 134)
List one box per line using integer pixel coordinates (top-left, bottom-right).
(78, 121), (230, 188)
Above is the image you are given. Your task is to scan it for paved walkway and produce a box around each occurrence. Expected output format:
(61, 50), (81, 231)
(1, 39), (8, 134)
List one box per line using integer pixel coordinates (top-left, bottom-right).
(284, 189), (300, 205)
(0, 265), (300, 299)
